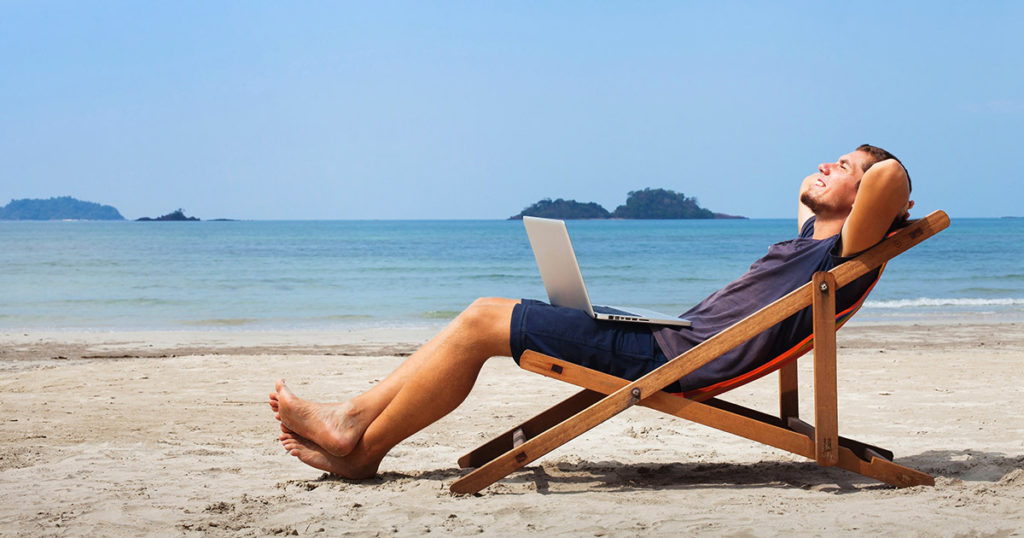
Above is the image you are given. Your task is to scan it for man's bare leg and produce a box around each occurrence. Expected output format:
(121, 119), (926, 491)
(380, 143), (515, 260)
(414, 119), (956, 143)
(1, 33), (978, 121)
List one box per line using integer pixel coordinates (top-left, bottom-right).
(271, 297), (517, 467)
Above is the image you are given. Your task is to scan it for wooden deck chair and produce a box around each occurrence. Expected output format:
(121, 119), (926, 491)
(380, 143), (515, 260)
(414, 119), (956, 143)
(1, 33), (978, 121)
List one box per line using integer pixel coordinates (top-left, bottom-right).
(452, 210), (950, 494)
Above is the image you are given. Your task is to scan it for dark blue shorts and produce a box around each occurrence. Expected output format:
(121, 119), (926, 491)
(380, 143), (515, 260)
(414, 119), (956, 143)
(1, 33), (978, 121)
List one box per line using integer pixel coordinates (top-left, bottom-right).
(509, 299), (683, 392)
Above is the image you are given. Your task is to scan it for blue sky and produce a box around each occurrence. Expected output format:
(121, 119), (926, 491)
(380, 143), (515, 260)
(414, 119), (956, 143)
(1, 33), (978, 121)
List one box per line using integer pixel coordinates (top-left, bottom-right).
(1, 2), (1020, 220)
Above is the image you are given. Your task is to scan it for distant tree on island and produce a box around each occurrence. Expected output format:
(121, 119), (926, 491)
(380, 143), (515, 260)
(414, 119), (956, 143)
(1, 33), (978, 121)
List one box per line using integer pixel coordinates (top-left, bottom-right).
(508, 188), (744, 220)
(136, 209), (200, 221)
(0, 196), (125, 220)
(612, 188), (715, 219)
(509, 198), (611, 220)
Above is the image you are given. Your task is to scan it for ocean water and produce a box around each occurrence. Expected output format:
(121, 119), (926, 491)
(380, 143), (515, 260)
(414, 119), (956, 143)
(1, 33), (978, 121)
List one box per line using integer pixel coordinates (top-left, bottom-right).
(1, 217), (1021, 331)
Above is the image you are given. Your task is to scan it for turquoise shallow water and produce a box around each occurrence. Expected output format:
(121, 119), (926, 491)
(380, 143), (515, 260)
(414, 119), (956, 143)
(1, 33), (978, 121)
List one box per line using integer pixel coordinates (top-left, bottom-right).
(1, 217), (1021, 330)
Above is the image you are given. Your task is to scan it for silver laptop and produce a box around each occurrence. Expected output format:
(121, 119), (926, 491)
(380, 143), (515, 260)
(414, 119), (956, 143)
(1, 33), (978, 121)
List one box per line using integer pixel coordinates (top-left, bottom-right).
(523, 216), (691, 327)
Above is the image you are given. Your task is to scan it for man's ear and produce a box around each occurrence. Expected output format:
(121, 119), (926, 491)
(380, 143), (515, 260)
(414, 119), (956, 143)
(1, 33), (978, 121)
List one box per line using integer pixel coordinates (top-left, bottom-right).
(899, 200), (915, 223)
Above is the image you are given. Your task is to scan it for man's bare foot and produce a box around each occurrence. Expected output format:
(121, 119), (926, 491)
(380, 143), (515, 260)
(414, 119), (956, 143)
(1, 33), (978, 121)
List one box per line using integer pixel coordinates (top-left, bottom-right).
(271, 379), (368, 457)
(279, 428), (379, 479)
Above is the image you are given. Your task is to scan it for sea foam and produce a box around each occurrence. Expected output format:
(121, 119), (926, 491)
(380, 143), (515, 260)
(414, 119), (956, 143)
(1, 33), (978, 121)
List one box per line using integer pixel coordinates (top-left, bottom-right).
(865, 297), (1024, 309)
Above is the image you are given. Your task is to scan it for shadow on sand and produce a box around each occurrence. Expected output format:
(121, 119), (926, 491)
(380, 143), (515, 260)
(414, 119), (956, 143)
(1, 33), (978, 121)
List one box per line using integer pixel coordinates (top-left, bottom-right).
(280, 449), (1024, 495)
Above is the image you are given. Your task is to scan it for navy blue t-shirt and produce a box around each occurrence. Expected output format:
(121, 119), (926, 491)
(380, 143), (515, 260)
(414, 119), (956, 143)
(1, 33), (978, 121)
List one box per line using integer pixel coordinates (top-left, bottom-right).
(652, 217), (880, 392)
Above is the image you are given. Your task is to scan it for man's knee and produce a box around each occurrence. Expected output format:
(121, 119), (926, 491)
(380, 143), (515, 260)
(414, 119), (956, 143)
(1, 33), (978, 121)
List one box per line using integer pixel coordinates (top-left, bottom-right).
(462, 297), (517, 328)
(457, 297), (517, 354)
(467, 296), (517, 309)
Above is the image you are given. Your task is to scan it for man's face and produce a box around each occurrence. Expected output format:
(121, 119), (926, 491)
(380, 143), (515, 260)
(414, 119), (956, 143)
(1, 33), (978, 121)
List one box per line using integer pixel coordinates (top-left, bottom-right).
(800, 150), (873, 217)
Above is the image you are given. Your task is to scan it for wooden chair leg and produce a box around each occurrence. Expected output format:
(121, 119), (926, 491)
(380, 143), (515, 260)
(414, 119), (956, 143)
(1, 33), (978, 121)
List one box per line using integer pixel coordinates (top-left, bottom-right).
(457, 389), (604, 468)
(812, 271), (839, 467)
(779, 361), (799, 421)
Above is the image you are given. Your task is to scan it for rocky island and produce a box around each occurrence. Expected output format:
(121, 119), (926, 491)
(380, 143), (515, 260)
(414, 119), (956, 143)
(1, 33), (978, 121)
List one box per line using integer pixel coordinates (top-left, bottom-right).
(509, 188), (744, 220)
(136, 209), (200, 221)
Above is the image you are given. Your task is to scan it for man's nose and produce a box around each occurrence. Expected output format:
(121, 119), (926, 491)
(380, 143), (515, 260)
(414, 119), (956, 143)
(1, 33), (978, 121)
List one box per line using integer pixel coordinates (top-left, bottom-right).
(818, 163), (831, 174)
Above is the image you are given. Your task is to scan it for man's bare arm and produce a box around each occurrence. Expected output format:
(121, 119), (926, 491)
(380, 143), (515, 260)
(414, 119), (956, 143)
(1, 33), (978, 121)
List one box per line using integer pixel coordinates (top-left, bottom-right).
(839, 159), (912, 257)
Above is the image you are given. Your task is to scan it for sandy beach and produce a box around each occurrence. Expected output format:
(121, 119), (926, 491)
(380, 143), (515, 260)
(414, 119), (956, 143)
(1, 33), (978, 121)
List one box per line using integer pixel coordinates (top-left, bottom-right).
(2, 321), (1022, 536)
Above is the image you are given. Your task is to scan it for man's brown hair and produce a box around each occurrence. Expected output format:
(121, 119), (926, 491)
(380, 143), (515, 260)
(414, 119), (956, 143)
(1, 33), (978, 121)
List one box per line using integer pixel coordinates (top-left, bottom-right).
(856, 143), (911, 193)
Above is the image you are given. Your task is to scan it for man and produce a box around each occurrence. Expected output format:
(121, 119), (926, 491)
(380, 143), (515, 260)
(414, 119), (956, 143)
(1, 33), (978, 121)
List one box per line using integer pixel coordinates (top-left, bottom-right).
(269, 144), (914, 480)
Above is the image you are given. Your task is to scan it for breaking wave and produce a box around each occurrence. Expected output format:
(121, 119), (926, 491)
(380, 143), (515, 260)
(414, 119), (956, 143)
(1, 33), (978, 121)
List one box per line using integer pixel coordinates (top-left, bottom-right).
(864, 297), (1024, 309)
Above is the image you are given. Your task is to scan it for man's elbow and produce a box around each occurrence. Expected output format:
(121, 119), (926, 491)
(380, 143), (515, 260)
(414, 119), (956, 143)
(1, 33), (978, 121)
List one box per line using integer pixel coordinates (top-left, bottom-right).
(863, 160), (910, 199)
(867, 159), (909, 186)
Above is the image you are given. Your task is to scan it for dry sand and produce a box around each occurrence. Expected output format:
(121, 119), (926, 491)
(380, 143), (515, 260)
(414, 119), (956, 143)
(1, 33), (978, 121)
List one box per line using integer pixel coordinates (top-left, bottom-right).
(2, 322), (1023, 536)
